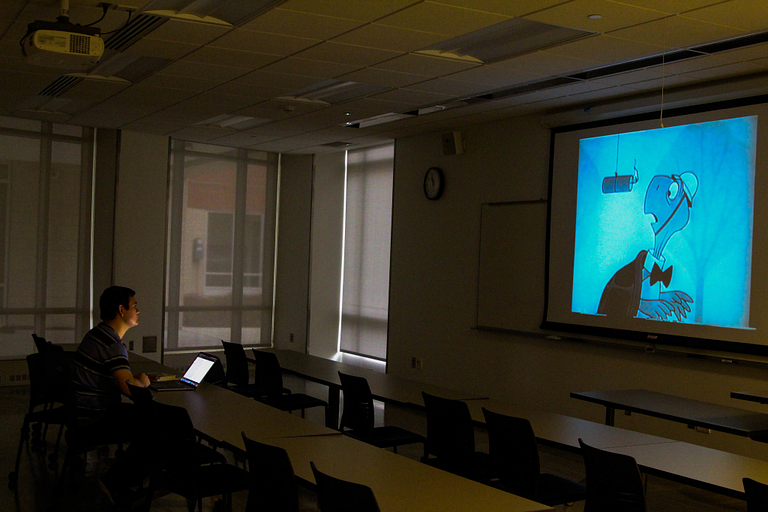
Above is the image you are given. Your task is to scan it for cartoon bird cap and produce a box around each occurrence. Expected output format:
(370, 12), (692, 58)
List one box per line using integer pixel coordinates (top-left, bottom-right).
(674, 172), (698, 206)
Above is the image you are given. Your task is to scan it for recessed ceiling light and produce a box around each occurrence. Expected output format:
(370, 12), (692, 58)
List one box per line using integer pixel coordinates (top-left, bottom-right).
(588, 14), (602, 20)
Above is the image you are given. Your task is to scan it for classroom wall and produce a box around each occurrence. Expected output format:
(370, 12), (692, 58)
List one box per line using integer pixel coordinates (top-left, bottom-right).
(387, 113), (768, 459)
(112, 130), (170, 363)
(273, 154), (313, 353)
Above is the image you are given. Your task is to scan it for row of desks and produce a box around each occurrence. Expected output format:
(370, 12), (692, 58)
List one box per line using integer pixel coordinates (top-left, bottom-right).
(261, 349), (768, 500)
(129, 354), (552, 512)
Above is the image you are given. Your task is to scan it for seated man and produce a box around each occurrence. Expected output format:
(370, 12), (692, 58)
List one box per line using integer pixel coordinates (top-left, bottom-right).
(69, 285), (186, 508)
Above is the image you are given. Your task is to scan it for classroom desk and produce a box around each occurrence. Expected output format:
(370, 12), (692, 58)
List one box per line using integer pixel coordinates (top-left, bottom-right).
(130, 353), (551, 512)
(260, 349), (487, 429)
(731, 390), (768, 405)
(465, 398), (676, 450)
(262, 434), (552, 512)
(571, 389), (768, 439)
(473, 398), (768, 499)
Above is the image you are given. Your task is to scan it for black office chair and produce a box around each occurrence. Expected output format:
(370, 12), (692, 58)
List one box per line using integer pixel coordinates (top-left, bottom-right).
(310, 461), (380, 512)
(744, 478), (768, 512)
(9, 351), (73, 485)
(579, 438), (646, 512)
(251, 349), (328, 420)
(32, 333), (63, 353)
(135, 384), (249, 512)
(202, 352), (227, 387)
(221, 340), (261, 397)
(482, 407), (586, 506)
(241, 432), (299, 512)
(54, 363), (132, 506)
(338, 371), (425, 454)
(421, 392), (492, 483)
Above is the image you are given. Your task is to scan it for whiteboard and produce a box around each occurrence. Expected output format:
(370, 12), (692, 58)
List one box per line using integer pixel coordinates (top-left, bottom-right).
(476, 201), (548, 333)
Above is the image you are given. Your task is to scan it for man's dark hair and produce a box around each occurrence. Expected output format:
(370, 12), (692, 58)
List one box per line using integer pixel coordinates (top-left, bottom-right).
(99, 286), (135, 321)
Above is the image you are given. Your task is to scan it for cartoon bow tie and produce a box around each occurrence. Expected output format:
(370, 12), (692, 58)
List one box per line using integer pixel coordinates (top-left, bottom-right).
(650, 263), (673, 287)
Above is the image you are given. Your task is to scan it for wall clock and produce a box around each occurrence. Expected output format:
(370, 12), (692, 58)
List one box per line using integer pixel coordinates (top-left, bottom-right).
(424, 167), (444, 200)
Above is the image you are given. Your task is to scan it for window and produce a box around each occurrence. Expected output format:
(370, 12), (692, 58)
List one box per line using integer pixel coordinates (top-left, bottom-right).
(339, 143), (394, 361)
(165, 141), (278, 352)
(0, 118), (92, 358)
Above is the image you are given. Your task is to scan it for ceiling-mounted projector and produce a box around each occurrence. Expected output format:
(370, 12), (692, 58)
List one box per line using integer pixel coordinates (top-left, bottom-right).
(21, 18), (104, 70)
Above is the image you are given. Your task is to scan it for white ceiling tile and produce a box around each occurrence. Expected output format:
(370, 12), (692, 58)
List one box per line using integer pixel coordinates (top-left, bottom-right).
(544, 34), (665, 65)
(277, 0), (421, 22)
(431, 0), (570, 17)
(614, 0), (738, 15)
(143, 18), (230, 45)
(494, 51), (603, 79)
(376, 2), (510, 37)
(683, 0), (768, 31)
(370, 88), (454, 107)
(332, 24), (447, 52)
(209, 29), (320, 56)
(608, 14), (746, 50)
(373, 54), (479, 77)
(524, 0), (667, 33)
(261, 57), (360, 79)
(292, 42), (402, 67)
(183, 47), (282, 69)
(240, 9), (360, 39)
(338, 68), (430, 88)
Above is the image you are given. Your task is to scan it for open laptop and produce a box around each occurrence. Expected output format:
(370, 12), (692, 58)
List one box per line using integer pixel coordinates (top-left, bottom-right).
(150, 352), (217, 391)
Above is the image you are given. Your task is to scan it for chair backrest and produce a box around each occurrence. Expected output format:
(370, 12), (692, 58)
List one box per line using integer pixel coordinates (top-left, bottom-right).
(310, 461), (380, 512)
(201, 352), (227, 386)
(744, 478), (768, 512)
(338, 372), (375, 434)
(27, 351), (73, 411)
(482, 407), (540, 492)
(32, 333), (63, 353)
(579, 438), (646, 512)
(251, 350), (284, 398)
(241, 432), (299, 512)
(421, 392), (475, 461)
(221, 340), (250, 387)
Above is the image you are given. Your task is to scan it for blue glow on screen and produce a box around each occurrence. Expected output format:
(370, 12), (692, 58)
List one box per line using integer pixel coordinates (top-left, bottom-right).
(571, 116), (757, 328)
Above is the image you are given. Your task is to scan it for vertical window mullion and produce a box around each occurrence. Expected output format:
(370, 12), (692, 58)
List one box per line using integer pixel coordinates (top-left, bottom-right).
(35, 123), (52, 336)
(165, 142), (186, 350)
(230, 149), (248, 344)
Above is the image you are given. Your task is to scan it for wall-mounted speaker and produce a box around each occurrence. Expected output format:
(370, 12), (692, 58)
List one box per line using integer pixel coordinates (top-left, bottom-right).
(441, 131), (464, 155)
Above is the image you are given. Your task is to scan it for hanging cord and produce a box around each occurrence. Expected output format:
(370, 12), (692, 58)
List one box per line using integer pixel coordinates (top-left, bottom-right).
(660, 16), (669, 128)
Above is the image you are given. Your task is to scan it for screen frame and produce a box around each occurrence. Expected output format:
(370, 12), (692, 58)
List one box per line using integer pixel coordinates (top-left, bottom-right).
(542, 94), (768, 358)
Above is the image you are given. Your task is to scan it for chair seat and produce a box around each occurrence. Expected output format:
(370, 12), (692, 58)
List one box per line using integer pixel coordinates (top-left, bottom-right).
(346, 426), (425, 449)
(260, 393), (328, 412)
(160, 463), (250, 498)
(495, 473), (587, 507)
(422, 451), (493, 483)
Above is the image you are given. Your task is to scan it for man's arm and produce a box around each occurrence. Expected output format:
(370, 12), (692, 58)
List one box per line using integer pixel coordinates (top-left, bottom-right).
(113, 368), (150, 396)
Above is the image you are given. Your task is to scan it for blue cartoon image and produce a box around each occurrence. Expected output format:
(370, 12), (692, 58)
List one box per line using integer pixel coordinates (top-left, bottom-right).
(597, 172), (698, 321)
(570, 115), (757, 329)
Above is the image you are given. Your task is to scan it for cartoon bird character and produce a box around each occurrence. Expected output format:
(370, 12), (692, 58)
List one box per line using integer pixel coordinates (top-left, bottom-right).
(597, 172), (698, 321)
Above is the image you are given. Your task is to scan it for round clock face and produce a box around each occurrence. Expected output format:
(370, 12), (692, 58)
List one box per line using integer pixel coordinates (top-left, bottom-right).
(424, 167), (444, 200)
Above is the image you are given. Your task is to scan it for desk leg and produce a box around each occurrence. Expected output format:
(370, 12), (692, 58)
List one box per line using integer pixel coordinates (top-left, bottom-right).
(327, 385), (340, 430)
(605, 407), (615, 426)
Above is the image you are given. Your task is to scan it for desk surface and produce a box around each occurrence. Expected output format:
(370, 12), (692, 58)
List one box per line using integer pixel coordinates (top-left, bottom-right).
(731, 390), (768, 405)
(571, 389), (768, 439)
(267, 349), (487, 406)
(465, 398), (676, 450)
(130, 352), (550, 512)
(261, 434), (551, 512)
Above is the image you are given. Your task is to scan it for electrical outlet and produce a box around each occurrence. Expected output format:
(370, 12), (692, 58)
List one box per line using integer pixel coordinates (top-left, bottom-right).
(411, 357), (423, 370)
(290, 333), (294, 342)
(129, 340), (134, 350)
